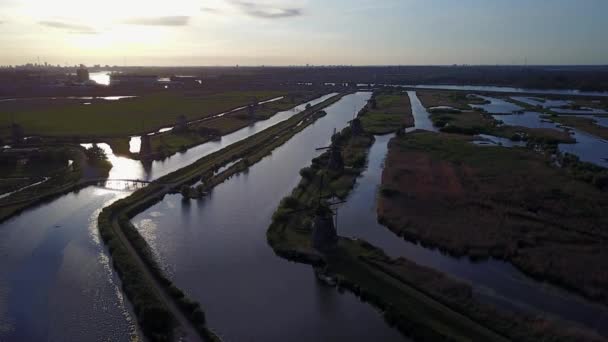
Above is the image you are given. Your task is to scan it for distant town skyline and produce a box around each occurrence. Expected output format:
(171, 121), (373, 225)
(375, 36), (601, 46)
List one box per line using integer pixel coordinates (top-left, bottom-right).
(1, 0), (607, 66)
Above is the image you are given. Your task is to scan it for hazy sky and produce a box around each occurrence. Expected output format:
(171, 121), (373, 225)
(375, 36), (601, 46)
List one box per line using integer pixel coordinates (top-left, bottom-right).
(0, 0), (606, 66)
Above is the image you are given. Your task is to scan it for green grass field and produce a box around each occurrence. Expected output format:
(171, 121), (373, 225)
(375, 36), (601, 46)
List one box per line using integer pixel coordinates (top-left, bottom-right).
(1, 90), (284, 137)
(148, 91), (324, 158)
(360, 94), (414, 134)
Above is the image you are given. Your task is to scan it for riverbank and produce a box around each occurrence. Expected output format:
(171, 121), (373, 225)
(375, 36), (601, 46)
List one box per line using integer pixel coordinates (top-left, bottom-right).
(0, 146), (111, 223)
(267, 121), (605, 340)
(550, 115), (608, 140)
(98, 94), (348, 341)
(416, 91), (575, 144)
(145, 91), (326, 160)
(378, 131), (608, 307)
(359, 91), (414, 134)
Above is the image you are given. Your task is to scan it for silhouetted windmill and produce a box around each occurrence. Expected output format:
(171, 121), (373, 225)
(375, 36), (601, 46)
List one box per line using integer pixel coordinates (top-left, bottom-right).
(315, 128), (344, 172)
(139, 120), (152, 157)
(347, 105), (364, 135)
(279, 128), (349, 252)
(294, 129), (347, 251)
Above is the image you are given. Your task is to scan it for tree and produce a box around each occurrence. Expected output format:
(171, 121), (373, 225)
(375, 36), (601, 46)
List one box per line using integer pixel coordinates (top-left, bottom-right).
(175, 115), (188, 133)
(368, 98), (377, 109)
(85, 144), (108, 163)
(11, 123), (24, 144)
(593, 173), (608, 190)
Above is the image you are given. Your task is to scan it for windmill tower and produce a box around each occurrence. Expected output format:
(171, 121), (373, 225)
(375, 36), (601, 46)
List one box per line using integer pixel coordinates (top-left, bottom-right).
(139, 120), (152, 157)
(248, 97), (259, 120)
(316, 128), (344, 172)
(309, 129), (348, 251)
(281, 129), (347, 252)
(349, 106), (364, 136)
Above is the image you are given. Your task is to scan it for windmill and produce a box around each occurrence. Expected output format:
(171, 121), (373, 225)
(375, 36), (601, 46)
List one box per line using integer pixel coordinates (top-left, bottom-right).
(315, 128), (344, 172)
(347, 105), (364, 136)
(286, 128), (347, 252)
(248, 96), (259, 119)
(139, 120), (152, 157)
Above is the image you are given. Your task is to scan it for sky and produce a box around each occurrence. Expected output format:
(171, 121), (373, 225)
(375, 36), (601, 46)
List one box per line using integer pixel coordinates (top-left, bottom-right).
(0, 0), (607, 66)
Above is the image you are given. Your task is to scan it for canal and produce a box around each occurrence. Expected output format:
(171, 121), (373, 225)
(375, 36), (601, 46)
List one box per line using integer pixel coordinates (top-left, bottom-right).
(132, 92), (406, 341)
(0, 93), (343, 341)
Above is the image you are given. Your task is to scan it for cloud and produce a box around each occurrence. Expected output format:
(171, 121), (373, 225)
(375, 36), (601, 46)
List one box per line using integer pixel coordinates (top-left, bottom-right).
(230, 1), (303, 19)
(123, 16), (190, 26)
(38, 20), (97, 34)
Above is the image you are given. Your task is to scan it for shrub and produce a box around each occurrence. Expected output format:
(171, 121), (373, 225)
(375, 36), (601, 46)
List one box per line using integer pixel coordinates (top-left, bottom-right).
(593, 172), (608, 190)
(282, 196), (300, 209)
(380, 186), (400, 198)
(352, 155), (367, 169)
(300, 167), (315, 180)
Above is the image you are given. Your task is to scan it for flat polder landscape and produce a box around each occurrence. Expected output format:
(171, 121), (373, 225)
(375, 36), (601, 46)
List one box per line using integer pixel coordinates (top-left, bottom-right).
(2, 1), (608, 341)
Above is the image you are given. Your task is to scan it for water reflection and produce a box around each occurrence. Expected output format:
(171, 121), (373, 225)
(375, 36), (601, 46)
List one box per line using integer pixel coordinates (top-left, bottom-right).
(99, 93), (339, 182)
(133, 93), (405, 341)
(129, 137), (141, 154)
(472, 95), (522, 114)
(0, 187), (139, 341)
(400, 84), (608, 97)
(1, 93), (382, 342)
(475, 97), (608, 168)
(337, 134), (608, 336)
(494, 111), (559, 129)
(512, 96), (608, 114)
(89, 71), (111, 86)
(81, 143), (145, 181)
(406, 91), (438, 132)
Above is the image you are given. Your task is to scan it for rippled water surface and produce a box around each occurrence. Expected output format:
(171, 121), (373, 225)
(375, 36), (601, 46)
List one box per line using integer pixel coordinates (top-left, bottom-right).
(133, 93), (406, 341)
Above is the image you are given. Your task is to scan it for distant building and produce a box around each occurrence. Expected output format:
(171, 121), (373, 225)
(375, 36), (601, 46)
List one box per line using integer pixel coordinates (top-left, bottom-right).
(76, 64), (89, 83)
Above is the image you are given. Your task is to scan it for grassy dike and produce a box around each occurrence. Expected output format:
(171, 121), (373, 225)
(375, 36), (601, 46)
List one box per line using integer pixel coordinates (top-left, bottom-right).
(147, 91), (326, 160)
(266, 129), (510, 341)
(97, 94), (348, 342)
(359, 91), (414, 134)
(267, 107), (598, 340)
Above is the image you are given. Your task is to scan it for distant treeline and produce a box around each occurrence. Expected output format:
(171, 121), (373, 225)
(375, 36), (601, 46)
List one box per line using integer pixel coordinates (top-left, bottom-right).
(2, 65), (608, 98)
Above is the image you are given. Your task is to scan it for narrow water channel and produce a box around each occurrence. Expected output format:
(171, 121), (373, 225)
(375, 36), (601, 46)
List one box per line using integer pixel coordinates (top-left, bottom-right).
(0, 93), (339, 341)
(132, 92), (406, 341)
(400, 84), (608, 97)
(3, 89), (607, 340)
(109, 93), (338, 181)
(128, 95), (286, 150)
(406, 90), (437, 132)
(337, 133), (608, 336)
(476, 95), (608, 168)
(335, 91), (608, 336)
